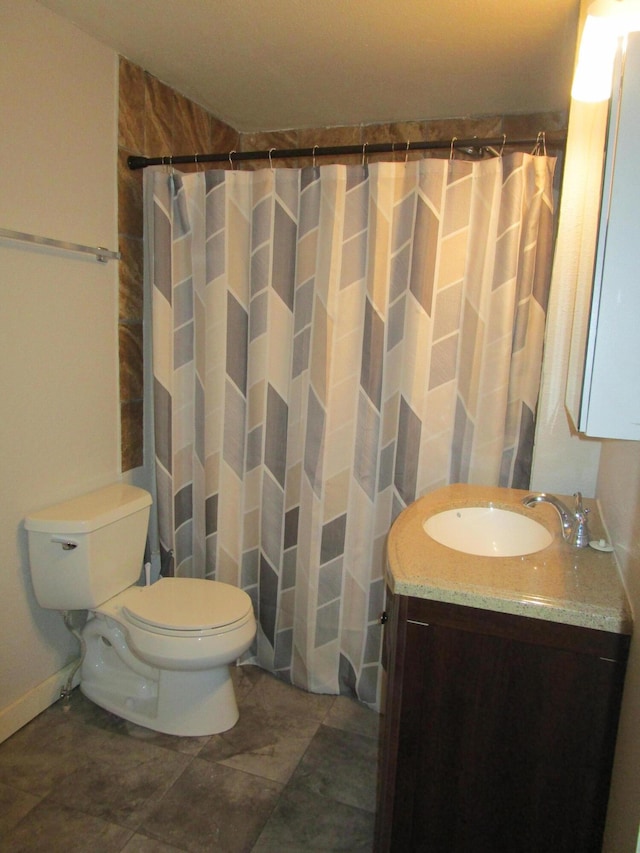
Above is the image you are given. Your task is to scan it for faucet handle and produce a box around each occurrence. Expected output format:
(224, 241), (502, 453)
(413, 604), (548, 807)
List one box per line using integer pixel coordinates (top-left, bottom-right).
(571, 492), (591, 547)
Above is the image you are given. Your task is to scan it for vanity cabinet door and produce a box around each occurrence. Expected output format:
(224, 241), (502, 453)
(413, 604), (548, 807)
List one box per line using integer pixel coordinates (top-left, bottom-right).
(375, 595), (628, 853)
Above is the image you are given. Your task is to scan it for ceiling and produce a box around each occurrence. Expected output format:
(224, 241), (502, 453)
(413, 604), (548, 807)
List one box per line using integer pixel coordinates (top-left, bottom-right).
(36, 0), (581, 133)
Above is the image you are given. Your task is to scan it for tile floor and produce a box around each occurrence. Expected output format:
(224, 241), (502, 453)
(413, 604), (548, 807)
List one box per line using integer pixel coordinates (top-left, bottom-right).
(0, 665), (380, 852)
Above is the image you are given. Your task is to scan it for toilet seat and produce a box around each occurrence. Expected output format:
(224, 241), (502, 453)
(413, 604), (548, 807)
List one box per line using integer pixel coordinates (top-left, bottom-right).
(105, 578), (254, 638)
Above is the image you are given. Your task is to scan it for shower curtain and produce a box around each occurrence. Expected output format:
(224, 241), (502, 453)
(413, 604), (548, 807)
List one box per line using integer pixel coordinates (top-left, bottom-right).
(146, 153), (555, 707)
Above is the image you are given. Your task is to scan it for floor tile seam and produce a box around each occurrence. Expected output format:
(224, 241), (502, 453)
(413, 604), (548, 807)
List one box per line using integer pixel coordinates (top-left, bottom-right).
(69, 714), (212, 760)
(209, 746), (311, 787)
(241, 695), (336, 725)
(0, 779), (44, 801)
(134, 763), (285, 853)
(198, 730), (317, 784)
(0, 775), (51, 801)
(50, 694), (214, 756)
(290, 726), (379, 815)
(280, 721), (335, 787)
(37, 757), (196, 835)
(38, 787), (148, 835)
(121, 829), (190, 852)
(315, 721), (381, 747)
(0, 787), (46, 837)
(232, 673), (260, 708)
(123, 755), (206, 829)
(259, 729), (377, 816)
(297, 784), (378, 817)
(241, 671), (337, 705)
(5, 794), (139, 843)
(319, 699), (381, 730)
(235, 703), (326, 737)
(190, 752), (291, 791)
(188, 729), (215, 754)
(279, 772), (379, 817)
(27, 710), (135, 747)
(247, 779), (290, 851)
(320, 718), (381, 741)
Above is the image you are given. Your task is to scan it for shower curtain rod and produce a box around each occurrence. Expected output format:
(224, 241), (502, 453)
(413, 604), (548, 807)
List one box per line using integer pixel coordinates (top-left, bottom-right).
(127, 133), (565, 170)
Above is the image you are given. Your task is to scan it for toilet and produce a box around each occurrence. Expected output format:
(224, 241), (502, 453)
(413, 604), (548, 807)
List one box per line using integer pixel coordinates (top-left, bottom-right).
(25, 483), (256, 736)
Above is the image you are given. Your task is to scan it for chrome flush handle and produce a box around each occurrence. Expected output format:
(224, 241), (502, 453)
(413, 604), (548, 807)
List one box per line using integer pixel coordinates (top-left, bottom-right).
(51, 535), (78, 551)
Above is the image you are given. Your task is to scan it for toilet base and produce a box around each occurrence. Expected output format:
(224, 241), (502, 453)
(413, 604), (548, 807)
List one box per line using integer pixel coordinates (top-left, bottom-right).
(81, 663), (239, 736)
(80, 615), (241, 735)
(78, 603), (255, 737)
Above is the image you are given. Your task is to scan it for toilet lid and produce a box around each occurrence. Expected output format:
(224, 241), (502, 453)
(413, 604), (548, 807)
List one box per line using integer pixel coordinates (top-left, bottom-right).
(122, 578), (252, 632)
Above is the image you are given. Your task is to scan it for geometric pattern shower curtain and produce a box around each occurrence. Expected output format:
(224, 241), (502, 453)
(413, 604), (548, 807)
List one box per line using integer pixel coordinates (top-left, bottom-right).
(146, 152), (556, 708)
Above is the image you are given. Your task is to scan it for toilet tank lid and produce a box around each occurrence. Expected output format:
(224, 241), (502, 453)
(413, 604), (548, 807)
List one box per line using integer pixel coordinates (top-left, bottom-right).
(25, 484), (152, 534)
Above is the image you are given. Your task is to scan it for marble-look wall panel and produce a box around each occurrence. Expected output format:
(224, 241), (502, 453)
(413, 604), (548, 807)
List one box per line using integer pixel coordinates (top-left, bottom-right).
(118, 148), (143, 240)
(117, 57), (240, 471)
(502, 110), (567, 139)
(118, 323), (144, 401)
(421, 115), (503, 142)
(211, 117), (241, 166)
(361, 121), (428, 164)
(121, 400), (144, 472)
(297, 125), (363, 167)
(119, 60), (145, 153)
(240, 129), (299, 169)
(237, 112), (565, 170)
(118, 236), (143, 322)
(144, 75), (175, 156)
(173, 94), (213, 172)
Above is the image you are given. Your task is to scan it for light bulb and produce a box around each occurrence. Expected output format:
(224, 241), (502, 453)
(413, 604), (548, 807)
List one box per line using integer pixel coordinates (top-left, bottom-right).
(571, 15), (620, 102)
(571, 0), (640, 102)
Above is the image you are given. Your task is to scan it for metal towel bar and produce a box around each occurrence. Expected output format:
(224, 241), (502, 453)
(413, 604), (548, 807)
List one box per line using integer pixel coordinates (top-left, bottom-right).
(0, 227), (120, 263)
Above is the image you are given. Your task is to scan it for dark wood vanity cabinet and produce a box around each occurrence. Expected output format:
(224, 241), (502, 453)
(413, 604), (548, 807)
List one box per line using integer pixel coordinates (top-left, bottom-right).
(375, 593), (630, 853)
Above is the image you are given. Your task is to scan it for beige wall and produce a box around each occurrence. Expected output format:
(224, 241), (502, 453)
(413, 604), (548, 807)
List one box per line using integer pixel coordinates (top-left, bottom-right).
(599, 441), (640, 851)
(0, 0), (120, 739)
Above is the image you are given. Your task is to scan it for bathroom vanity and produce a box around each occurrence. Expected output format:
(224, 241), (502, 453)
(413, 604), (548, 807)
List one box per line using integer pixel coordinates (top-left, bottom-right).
(375, 485), (631, 853)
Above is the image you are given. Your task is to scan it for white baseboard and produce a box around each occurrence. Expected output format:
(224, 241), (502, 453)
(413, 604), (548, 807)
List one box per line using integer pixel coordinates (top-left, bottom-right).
(0, 659), (81, 743)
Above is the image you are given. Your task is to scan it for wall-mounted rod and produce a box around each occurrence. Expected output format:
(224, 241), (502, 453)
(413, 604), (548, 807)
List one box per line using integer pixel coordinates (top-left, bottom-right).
(128, 134), (565, 170)
(0, 227), (120, 263)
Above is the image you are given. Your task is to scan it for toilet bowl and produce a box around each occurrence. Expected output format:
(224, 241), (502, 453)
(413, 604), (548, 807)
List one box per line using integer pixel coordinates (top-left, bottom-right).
(81, 577), (256, 735)
(25, 483), (257, 737)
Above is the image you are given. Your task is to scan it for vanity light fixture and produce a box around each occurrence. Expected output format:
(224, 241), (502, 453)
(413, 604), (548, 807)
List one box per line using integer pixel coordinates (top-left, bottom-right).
(572, 0), (640, 101)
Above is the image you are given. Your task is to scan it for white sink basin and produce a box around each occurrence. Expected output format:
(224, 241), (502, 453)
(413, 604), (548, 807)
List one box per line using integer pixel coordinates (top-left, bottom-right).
(422, 506), (553, 557)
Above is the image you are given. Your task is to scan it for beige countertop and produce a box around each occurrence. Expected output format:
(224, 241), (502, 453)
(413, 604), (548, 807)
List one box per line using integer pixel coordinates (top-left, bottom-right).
(387, 483), (632, 634)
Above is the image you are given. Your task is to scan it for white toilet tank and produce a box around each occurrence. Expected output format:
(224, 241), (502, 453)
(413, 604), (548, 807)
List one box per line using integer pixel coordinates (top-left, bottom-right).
(25, 483), (152, 610)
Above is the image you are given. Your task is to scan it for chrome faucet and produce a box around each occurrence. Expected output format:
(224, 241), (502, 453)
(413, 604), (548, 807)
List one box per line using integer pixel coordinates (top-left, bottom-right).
(522, 492), (591, 548)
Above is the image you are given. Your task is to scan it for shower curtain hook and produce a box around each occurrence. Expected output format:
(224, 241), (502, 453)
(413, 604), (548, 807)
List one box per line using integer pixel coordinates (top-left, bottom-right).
(450, 137), (458, 160)
(362, 142), (368, 167)
(228, 150), (236, 171)
(405, 140), (411, 164)
(312, 145), (318, 169)
(532, 132), (546, 156)
(194, 152), (200, 172)
(484, 134), (506, 159)
(269, 147), (276, 171)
